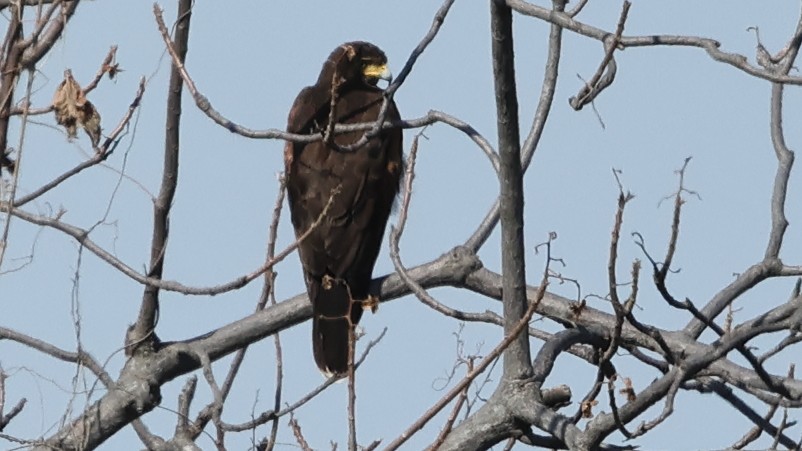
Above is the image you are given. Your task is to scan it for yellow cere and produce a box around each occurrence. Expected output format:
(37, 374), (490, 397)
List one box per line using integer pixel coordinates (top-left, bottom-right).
(362, 63), (392, 81)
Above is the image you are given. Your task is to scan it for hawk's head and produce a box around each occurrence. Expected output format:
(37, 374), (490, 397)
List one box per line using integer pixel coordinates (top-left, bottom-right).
(320, 41), (393, 88)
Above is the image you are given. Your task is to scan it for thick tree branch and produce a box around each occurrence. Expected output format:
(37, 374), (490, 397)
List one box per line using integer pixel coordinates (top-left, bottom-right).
(133, 0), (192, 355)
(685, 9), (802, 338)
(0, 327), (114, 387)
(0, 6), (23, 174)
(8, 2), (802, 450)
(385, 262), (549, 450)
(20, 0), (79, 67)
(491, 0), (532, 382)
(466, 0), (563, 252)
(691, 378), (797, 450)
(25, 239), (802, 450)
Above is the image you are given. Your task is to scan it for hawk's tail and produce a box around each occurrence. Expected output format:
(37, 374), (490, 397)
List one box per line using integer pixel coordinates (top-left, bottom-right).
(309, 276), (363, 376)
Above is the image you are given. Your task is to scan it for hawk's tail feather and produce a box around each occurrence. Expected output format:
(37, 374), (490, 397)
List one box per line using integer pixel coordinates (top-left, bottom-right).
(309, 276), (363, 376)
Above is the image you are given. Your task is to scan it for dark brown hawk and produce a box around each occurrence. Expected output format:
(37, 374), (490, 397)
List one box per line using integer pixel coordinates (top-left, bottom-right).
(284, 42), (403, 376)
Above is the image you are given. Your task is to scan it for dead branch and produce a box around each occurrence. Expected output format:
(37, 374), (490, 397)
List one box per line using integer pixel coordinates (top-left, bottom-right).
(0, 369), (26, 431)
(13, 76), (147, 208)
(7, 184), (338, 296)
(506, 0), (802, 85)
(569, 1), (630, 110)
(384, 238), (553, 450)
(128, 0), (193, 355)
(220, 329), (387, 433)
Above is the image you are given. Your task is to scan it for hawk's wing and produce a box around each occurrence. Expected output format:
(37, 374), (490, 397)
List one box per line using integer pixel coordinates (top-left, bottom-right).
(285, 87), (402, 290)
(284, 83), (402, 376)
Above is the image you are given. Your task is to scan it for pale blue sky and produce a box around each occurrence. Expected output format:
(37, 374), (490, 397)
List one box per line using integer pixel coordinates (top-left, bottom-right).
(2, 1), (801, 449)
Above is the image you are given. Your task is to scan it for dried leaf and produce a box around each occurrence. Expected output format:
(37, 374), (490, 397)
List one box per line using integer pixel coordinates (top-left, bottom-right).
(569, 299), (586, 317)
(52, 71), (81, 139)
(52, 70), (102, 147)
(103, 62), (123, 80)
(580, 399), (598, 418)
(620, 377), (637, 402)
(82, 103), (101, 146)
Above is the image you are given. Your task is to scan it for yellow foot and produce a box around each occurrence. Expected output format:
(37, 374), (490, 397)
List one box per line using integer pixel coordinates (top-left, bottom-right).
(322, 274), (335, 290)
(362, 294), (380, 313)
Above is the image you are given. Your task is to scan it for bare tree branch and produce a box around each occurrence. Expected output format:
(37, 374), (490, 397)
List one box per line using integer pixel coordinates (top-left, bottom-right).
(491, 0), (532, 382)
(506, 0), (802, 85)
(0, 369), (26, 432)
(6, 189), (332, 296)
(569, 1), (630, 110)
(127, 0), (193, 355)
(219, 329), (387, 434)
(12, 76), (147, 208)
(6, 2), (802, 450)
(385, 263), (550, 451)
(20, 0), (79, 66)
(465, 0), (563, 252)
(0, 5), (24, 174)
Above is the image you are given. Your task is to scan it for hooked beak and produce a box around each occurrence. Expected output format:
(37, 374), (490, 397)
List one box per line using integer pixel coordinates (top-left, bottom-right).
(363, 63), (393, 84)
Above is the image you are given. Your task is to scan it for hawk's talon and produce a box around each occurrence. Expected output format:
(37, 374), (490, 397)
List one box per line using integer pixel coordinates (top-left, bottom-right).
(322, 274), (335, 290)
(362, 294), (380, 313)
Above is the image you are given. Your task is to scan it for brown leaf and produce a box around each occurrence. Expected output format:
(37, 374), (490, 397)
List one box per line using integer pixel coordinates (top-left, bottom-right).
(580, 399), (598, 418)
(52, 70), (102, 147)
(81, 102), (101, 147)
(103, 62), (123, 80)
(569, 299), (586, 317)
(619, 377), (637, 402)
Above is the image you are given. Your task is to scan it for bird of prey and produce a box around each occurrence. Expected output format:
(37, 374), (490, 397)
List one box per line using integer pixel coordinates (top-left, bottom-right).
(284, 42), (403, 376)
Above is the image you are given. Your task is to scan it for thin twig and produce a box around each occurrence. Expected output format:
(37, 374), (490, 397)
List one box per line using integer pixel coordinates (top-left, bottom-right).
(506, 0), (802, 85)
(0, 68), (33, 271)
(567, 0), (589, 17)
(569, 1), (630, 111)
(384, 240), (553, 450)
(324, 72), (341, 146)
(347, 321), (357, 451)
(264, 176), (286, 451)
(335, 0), (457, 152)
(192, 176), (288, 442)
(82, 45), (118, 94)
(221, 329), (388, 433)
(7, 185), (338, 296)
(0, 327), (113, 387)
(289, 413), (313, 451)
(13, 76), (147, 208)
(464, 0), (564, 252)
(151, 1), (471, 153)
(0, 369), (27, 431)
(428, 359), (471, 450)
(199, 352), (225, 450)
(729, 383), (782, 449)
